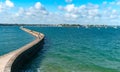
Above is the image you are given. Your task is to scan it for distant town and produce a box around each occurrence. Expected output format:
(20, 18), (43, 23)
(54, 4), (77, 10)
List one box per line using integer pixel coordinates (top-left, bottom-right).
(0, 24), (119, 28)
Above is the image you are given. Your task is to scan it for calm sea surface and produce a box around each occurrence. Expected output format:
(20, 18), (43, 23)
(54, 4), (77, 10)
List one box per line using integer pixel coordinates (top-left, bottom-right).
(1, 26), (120, 72)
(21, 26), (120, 72)
(0, 26), (35, 56)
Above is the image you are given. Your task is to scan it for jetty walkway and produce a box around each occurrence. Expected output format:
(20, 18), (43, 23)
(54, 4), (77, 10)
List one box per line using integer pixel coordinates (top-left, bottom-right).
(0, 27), (44, 72)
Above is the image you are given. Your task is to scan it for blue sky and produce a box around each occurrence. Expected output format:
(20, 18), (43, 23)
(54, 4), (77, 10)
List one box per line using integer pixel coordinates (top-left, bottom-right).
(0, 0), (120, 25)
(8, 0), (114, 12)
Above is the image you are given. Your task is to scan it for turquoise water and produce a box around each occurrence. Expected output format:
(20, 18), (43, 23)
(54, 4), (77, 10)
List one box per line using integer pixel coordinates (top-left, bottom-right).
(0, 26), (35, 56)
(1, 26), (120, 72)
(20, 27), (120, 72)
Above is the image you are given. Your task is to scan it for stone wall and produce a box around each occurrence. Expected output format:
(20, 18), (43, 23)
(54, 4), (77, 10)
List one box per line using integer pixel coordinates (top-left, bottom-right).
(3, 27), (44, 72)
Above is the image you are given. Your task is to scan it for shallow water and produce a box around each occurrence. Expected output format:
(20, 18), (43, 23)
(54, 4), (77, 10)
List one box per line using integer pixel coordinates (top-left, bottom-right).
(0, 26), (35, 56)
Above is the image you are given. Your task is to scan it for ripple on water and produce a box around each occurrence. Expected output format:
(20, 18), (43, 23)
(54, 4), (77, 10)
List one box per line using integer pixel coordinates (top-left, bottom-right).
(0, 26), (35, 56)
(5, 26), (120, 72)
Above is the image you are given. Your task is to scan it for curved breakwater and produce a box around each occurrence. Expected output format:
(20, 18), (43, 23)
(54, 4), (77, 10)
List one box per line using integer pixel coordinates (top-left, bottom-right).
(0, 27), (44, 72)
(21, 27), (120, 72)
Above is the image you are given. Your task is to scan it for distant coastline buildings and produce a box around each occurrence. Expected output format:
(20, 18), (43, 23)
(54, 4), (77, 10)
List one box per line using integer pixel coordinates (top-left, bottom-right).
(0, 23), (119, 28)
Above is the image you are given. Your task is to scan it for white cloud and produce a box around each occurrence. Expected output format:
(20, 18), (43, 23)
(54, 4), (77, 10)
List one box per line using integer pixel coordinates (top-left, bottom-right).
(33, 2), (48, 15)
(58, 6), (63, 10)
(59, 4), (75, 13)
(5, 0), (14, 8)
(57, 2), (120, 25)
(15, 7), (25, 17)
(88, 9), (99, 18)
(65, 4), (75, 12)
(65, 13), (78, 18)
(10, 2), (50, 24)
(65, 0), (72, 3)
(116, 1), (120, 5)
(1, 0), (120, 25)
(59, 3), (100, 20)
(103, 1), (107, 5)
(79, 5), (86, 10)
(15, 2), (48, 17)
(34, 2), (43, 9)
(0, 5), (2, 12)
(110, 9), (119, 19)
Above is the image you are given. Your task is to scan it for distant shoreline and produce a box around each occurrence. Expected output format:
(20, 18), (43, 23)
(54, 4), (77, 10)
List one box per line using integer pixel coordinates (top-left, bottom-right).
(0, 24), (119, 27)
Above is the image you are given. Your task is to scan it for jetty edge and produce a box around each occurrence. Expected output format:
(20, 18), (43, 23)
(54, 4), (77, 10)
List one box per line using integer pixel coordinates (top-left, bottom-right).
(0, 26), (44, 72)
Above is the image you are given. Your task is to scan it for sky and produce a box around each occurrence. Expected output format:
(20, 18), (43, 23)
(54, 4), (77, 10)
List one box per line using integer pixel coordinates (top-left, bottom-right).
(0, 0), (120, 25)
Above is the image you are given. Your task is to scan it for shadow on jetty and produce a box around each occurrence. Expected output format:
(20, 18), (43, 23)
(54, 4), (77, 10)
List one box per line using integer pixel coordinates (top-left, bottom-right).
(11, 38), (48, 72)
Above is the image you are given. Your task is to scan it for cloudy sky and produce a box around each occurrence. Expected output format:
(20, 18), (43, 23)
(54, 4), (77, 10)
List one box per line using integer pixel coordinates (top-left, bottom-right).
(0, 0), (120, 25)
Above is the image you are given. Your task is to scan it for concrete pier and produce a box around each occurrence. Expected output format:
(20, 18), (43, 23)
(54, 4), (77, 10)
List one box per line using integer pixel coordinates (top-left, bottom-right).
(0, 27), (44, 72)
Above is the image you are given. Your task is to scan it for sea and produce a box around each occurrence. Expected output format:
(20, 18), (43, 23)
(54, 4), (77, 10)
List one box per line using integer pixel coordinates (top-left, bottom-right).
(0, 26), (35, 56)
(1, 26), (120, 72)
